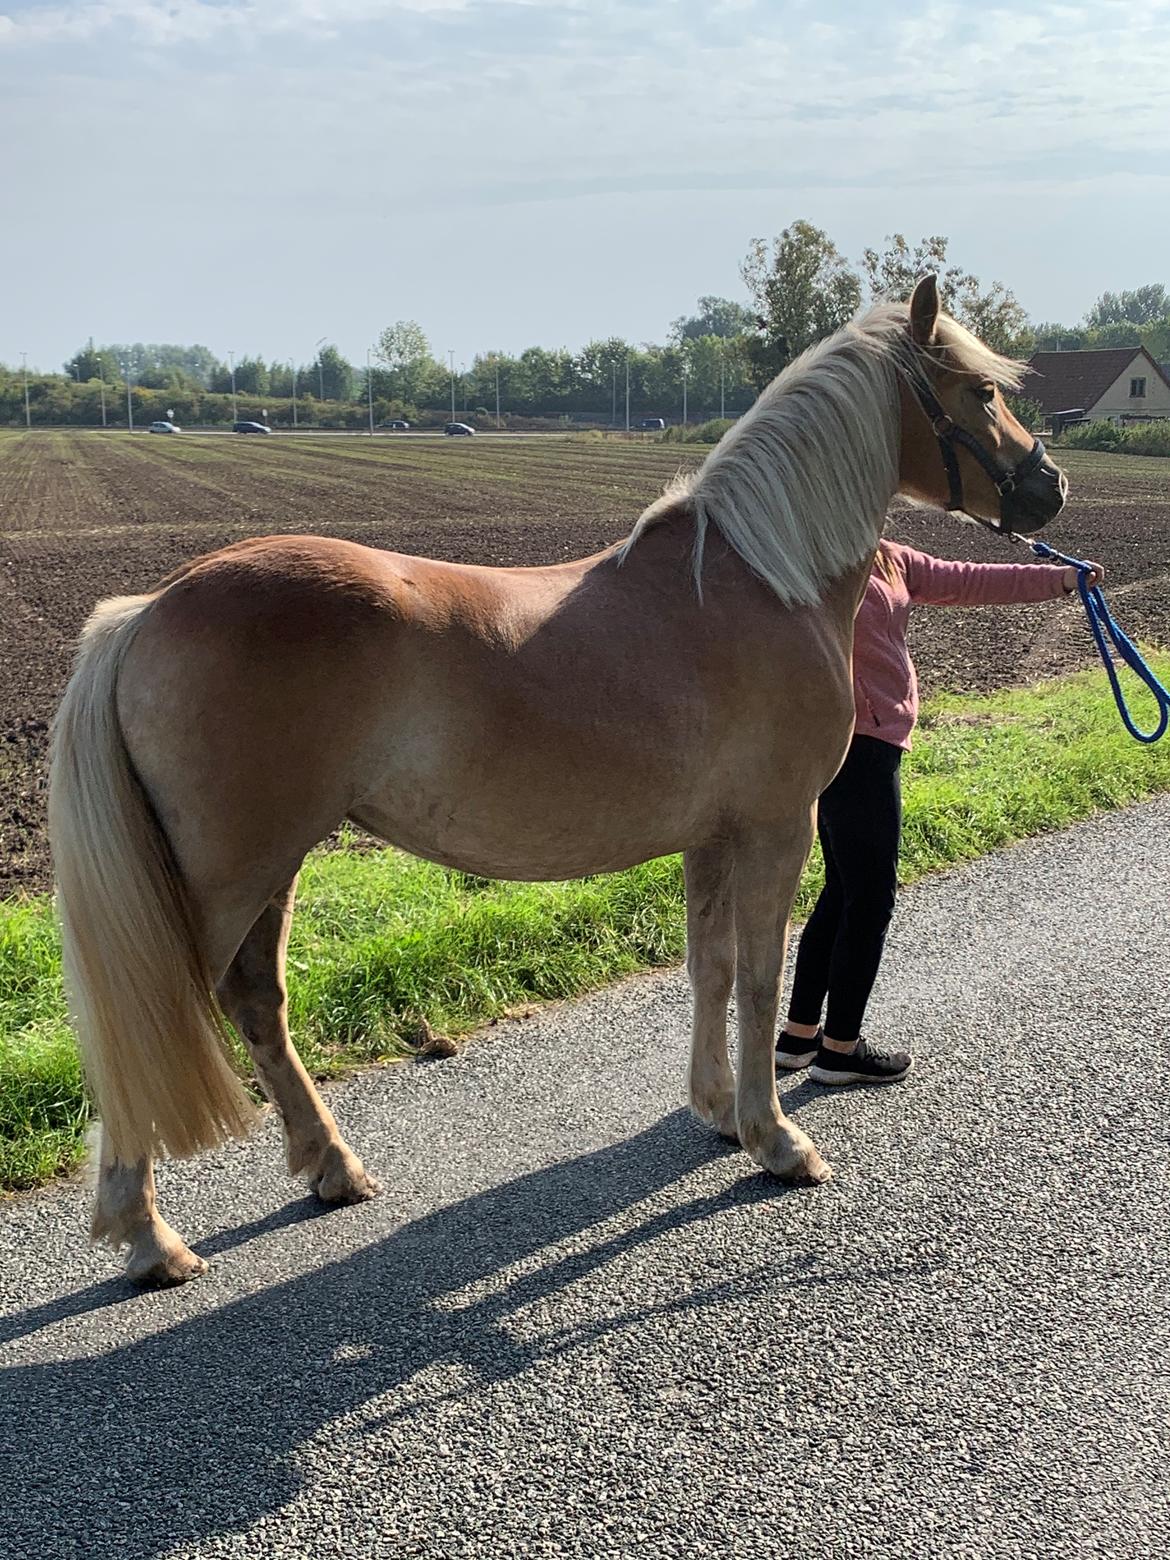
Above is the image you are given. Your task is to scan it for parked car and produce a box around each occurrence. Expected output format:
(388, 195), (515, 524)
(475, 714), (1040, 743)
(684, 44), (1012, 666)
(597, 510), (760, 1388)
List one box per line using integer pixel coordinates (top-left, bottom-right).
(637, 417), (666, 431)
(233, 420), (272, 435)
(444, 421), (475, 436)
(380, 419), (410, 431)
(148, 420), (181, 434)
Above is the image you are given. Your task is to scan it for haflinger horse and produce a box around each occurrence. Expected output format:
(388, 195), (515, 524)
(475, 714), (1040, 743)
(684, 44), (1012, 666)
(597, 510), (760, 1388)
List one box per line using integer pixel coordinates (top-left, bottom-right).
(49, 276), (1066, 1286)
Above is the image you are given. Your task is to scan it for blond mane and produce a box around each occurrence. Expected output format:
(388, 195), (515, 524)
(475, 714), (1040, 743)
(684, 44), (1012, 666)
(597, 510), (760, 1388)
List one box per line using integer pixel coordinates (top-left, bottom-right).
(621, 300), (1025, 607)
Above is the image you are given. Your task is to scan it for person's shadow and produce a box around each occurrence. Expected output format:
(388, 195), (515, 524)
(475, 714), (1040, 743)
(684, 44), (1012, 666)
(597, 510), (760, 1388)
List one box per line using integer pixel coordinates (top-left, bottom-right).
(0, 1109), (938, 1558)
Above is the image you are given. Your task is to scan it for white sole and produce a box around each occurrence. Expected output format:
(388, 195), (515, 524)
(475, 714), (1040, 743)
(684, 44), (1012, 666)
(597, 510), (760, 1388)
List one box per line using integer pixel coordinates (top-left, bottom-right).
(808, 1057), (914, 1086)
(776, 1049), (817, 1071)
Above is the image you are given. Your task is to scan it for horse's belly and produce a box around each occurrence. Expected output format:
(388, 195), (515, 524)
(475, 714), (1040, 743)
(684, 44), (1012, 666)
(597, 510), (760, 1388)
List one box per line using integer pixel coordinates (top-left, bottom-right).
(349, 779), (700, 881)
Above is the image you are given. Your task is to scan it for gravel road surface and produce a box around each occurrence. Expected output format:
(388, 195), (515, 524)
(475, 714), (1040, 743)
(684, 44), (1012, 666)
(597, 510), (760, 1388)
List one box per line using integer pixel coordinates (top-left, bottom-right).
(2, 800), (1168, 1559)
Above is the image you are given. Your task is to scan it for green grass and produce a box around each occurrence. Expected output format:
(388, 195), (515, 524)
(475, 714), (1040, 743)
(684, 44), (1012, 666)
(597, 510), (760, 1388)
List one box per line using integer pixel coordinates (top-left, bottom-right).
(3, 658), (1169, 1192)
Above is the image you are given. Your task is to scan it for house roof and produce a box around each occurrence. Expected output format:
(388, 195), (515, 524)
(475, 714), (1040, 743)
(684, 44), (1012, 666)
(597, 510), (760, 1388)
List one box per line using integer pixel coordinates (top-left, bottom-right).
(1025, 346), (1170, 414)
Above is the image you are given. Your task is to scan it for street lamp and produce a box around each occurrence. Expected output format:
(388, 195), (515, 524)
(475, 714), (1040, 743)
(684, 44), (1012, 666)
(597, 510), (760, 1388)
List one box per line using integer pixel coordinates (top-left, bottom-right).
(291, 363), (298, 430)
(494, 358), (501, 429)
(624, 356), (630, 434)
(316, 337), (326, 401)
(448, 349), (456, 421)
(227, 350), (238, 423)
(122, 358), (134, 432)
(681, 363), (688, 428)
(720, 346), (725, 419)
(97, 356), (107, 428)
(366, 348), (375, 436)
(20, 352), (30, 429)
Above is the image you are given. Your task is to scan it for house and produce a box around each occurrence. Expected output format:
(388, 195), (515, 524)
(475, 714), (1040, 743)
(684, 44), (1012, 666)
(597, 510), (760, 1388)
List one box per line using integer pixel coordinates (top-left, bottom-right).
(1026, 346), (1170, 427)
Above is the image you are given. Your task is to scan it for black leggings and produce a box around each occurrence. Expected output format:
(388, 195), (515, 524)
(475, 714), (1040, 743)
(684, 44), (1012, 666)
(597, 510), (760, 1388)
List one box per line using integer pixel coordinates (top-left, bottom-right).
(787, 734), (903, 1044)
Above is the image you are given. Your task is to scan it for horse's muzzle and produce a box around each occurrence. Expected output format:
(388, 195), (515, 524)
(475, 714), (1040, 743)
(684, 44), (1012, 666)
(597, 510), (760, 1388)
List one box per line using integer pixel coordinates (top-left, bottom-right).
(999, 454), (1068, 535)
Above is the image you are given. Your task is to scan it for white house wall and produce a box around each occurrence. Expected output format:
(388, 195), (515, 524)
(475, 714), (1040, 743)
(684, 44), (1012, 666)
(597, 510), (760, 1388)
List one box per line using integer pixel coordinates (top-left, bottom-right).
(1089, 358), (1170, 420)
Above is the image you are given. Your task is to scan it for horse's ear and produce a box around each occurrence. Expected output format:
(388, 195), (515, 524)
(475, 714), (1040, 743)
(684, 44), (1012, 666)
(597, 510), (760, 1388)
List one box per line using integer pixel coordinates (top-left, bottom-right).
(909, 274), (940, 345)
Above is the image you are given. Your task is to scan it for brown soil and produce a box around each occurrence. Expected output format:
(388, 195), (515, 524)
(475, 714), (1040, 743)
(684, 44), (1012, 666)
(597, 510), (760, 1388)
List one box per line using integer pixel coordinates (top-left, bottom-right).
(1, 432), (1166, 897)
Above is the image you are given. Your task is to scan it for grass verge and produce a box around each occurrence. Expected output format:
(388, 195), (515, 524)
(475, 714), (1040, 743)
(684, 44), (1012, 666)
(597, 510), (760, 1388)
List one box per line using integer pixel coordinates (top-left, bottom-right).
(3, 657), (1169, 1192)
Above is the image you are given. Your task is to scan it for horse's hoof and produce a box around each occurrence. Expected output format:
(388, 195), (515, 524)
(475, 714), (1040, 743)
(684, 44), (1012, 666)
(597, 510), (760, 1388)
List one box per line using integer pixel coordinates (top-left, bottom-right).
(126, 1232), (208, 1288)
(777, 1144), (833, 1186)
(312, 1142), (381, 1205)
(744, 1124), (832, 1186)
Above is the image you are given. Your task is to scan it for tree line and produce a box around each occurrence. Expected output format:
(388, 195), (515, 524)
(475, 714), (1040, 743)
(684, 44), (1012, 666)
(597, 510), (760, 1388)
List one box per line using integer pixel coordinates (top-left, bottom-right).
(3, 224), (1167, 428)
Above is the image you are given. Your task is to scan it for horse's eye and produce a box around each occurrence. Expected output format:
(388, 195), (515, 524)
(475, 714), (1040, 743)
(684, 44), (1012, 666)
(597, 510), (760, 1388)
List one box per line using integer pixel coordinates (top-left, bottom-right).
(977, 384), (996, 406)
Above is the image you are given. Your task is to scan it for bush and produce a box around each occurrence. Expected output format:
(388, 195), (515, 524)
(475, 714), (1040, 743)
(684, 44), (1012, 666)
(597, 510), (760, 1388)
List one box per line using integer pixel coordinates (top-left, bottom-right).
(659, 417), (735, 445)
(1064, 419), (1122, 450)
(1061, 419), (1170, 456)
(1119, 421), (1170, 456)
(1005, 392), (1044, 432)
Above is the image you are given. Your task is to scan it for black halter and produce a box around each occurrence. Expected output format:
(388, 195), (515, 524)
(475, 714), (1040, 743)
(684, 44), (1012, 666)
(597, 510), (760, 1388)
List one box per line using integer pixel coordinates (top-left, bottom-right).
(906, 367), (1048, 533)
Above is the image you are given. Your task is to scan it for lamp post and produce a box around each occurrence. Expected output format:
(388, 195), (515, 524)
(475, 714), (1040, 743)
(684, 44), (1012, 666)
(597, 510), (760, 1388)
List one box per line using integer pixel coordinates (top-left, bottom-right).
(611, 362), (616, 428)
(624, 356), (630, 434)
(291, 363), (298, 429)
(316, 337), (326, 401)
(681, 363), (688, 428)
(228, 351), (238, 423)
(720, 347), (725, 419)
(366, 348), (375, 435)
(122, 359), (133, 432)
(20, 353), (30, 429)
(495, 358), (501, 429)
(448, 349), (456, 421)
(98, 358), (107, 428)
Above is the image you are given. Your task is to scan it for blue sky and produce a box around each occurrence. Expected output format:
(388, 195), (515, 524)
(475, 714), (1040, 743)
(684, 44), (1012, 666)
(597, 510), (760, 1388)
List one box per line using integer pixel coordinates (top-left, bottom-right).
(2, 0), (1168, 372)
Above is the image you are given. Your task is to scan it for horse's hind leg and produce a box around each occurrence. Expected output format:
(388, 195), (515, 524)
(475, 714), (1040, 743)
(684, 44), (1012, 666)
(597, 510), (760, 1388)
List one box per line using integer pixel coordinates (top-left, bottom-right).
(733, 815), (832, 1185)
(216, 880), (380, 1204)
(92, 1133), (208, 1286)
(685, 843), (738, 1140)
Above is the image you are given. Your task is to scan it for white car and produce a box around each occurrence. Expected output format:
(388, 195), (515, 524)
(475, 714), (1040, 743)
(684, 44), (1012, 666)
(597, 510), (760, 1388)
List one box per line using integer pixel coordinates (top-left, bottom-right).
(148, 420), (181, 434)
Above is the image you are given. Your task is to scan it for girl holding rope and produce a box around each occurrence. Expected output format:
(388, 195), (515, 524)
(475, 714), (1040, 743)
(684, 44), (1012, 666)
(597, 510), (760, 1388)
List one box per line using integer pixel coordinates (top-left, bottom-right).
(777, 537), (1102, 1085)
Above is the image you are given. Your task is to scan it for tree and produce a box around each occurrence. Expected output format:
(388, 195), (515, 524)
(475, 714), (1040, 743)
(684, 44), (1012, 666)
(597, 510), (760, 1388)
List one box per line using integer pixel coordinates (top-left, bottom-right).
(670, 296), (754, 344)
(374, 322), (435, 408)
(1086, 285), (1169, 329)
(98, 342), (221, 388)
(314, 344), (353, 401)
(740, 220), (862, 386)
(63, 339), (119, 384)
(861, 234), (1032, 357)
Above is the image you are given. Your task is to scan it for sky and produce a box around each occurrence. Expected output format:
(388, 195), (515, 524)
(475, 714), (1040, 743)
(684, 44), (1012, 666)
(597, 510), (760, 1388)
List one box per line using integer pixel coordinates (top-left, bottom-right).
(2, 0), (1168, 373)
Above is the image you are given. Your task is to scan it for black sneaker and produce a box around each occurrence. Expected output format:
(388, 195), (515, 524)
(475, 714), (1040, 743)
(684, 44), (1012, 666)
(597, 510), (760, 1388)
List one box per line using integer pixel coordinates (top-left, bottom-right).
(776, 1029), (821, 1072)
(809, 1037), (913, 1086)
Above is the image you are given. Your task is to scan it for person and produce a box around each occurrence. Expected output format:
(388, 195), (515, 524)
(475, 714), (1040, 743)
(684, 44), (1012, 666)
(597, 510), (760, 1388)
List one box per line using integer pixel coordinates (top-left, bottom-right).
(776, 537), (1103, 1086)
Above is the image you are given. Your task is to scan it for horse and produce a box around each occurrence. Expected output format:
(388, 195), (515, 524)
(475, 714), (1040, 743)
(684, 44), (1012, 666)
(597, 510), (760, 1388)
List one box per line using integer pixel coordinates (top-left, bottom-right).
(48, 276), (1067, 1285)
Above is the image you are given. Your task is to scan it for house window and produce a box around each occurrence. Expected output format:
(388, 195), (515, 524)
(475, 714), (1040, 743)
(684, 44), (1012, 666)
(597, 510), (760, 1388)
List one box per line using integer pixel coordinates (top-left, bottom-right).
(1130, 376), (1147, 398)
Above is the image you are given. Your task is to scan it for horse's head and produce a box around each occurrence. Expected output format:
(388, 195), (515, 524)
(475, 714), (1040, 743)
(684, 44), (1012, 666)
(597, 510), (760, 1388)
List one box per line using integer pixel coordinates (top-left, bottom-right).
(897, 274), (1067, 536)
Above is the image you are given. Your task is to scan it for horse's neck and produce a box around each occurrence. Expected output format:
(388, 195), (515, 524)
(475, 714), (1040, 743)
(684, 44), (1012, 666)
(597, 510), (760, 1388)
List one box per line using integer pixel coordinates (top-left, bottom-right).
(624, 504), (878, 631)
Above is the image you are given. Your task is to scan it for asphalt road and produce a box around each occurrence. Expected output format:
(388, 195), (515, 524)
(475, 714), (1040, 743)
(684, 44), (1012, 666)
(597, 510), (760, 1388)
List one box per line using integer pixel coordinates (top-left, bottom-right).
(2, 800), (1168, 1559)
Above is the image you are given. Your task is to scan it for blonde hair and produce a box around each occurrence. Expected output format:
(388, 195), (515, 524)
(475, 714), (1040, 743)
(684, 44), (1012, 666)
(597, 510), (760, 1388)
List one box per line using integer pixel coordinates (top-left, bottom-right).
(621, 299), (1027, 606)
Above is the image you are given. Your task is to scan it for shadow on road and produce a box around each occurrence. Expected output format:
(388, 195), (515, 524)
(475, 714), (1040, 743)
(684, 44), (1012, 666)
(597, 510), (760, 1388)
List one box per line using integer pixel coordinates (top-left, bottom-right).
(0, 1109), (939, 1557)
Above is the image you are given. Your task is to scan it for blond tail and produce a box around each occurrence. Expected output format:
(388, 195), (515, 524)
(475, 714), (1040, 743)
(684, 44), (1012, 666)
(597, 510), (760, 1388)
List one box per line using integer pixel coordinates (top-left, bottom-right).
(48, 594), (256, 1170)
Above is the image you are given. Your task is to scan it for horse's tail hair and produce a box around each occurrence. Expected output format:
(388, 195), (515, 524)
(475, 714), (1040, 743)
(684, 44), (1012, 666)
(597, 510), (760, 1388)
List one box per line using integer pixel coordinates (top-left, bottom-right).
(48, 594), (256, 1202)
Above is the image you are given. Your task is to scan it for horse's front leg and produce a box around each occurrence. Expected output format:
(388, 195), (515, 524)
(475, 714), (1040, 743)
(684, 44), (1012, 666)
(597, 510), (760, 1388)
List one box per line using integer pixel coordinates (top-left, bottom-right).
(684, 843), (738, 1140)
(733, 816), (832, 1184)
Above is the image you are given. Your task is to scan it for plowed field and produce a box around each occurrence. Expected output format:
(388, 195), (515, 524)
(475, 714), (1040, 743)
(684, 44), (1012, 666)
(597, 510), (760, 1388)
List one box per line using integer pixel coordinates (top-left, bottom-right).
(1, 430), (1166, 896)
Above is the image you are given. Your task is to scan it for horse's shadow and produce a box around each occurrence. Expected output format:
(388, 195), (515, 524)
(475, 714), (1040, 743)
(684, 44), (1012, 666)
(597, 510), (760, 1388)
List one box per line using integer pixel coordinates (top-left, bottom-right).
(0, 1109), (937, 1558)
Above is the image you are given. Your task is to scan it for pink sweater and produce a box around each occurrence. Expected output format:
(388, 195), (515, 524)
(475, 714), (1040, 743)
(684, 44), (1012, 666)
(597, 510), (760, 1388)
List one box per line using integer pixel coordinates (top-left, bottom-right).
(854, 542), (1070, 750)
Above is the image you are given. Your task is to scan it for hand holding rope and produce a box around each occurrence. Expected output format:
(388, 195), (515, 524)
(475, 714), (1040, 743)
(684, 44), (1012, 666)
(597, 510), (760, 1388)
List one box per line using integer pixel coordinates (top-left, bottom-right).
(1019, 538), (1170, 744)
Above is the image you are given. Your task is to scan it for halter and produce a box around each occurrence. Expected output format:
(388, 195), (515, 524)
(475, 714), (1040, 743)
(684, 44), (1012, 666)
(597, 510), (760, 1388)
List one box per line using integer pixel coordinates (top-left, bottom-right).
(906, 365), (1048, 532)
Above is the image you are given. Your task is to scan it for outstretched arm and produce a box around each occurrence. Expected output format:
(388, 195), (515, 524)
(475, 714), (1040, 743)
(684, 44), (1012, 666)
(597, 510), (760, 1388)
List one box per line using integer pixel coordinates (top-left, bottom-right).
(899, 547), (1104, 607)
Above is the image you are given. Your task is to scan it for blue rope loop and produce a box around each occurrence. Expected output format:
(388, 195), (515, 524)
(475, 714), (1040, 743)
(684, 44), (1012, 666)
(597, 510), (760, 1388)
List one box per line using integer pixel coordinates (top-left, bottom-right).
(1024, 538), (1170, 744)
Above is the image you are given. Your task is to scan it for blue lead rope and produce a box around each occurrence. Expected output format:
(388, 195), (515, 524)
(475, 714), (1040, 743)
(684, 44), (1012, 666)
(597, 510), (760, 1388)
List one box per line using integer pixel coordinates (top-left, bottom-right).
(1021, 538), (1170, 744)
